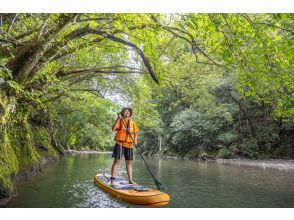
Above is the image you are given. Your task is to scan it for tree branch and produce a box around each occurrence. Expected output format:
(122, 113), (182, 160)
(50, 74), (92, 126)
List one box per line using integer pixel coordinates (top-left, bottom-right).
(151, 15), (222, 67)
(257, 21), (294, 34)
(58, 66), (148, 79)
(89, 28), (159, 83)
(6, 13), (18, 34)
(76, 17), (114, 23)
(37, 16), (50, 41)
(70, 88), (104, 97)
(15, 14), (78, 85)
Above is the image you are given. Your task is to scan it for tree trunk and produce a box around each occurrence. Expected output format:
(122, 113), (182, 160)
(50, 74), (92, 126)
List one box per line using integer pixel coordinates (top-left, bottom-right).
(230, 93), (262, 150)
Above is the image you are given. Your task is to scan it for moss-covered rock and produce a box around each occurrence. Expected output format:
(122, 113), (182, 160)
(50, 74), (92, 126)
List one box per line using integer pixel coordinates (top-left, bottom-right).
(0, 92), (19, 199)
(0, 110), (60, 203)
(0, 132), (19, 198)
(31, 125), (58, 158)
(10, 117), (40, 168)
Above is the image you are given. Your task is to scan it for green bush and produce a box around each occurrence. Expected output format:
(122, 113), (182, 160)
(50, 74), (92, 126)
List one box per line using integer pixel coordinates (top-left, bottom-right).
(238, 139), (259, 159)
(169, 108), (225, 154)
(217, 132), (238, 144)
(218, 148), (234, 159)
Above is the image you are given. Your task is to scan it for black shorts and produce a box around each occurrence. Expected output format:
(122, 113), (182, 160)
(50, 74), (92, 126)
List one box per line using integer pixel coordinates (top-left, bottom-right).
(112, 144), (133, 160)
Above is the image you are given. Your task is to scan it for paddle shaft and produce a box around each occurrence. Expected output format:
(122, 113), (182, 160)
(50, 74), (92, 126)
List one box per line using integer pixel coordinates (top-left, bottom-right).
(119, 117), (158, 181)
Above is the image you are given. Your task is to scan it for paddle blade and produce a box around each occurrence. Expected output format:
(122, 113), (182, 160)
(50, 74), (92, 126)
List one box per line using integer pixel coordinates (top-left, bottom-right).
(155, 179), (167, 190)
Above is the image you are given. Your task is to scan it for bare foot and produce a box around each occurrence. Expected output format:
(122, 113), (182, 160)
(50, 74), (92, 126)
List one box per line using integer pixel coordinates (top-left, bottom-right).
(129, 180), (137, 185)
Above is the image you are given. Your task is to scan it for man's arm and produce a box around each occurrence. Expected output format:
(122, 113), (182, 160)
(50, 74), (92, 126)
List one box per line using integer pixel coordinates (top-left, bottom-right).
(133, 133), (137, 144)
(112, 116), (121, 131)
(133, 121), (139, 144)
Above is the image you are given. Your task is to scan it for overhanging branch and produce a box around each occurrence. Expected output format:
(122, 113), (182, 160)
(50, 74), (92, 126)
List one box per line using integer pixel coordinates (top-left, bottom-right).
(57, 66), (148, 80)
(88, 28), (159, 84)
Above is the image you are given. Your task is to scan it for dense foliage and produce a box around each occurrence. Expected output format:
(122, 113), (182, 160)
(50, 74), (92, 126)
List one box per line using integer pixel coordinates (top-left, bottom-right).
(131, 14), (293, 159)
(0, 13), (293, 201)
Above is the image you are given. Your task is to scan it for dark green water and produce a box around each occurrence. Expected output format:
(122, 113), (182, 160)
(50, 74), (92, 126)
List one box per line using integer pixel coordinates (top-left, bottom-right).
(5, 153), (294, 208)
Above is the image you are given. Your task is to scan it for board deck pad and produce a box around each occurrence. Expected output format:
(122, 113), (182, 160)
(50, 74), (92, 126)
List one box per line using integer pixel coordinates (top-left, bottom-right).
(100, 174), (150, 191)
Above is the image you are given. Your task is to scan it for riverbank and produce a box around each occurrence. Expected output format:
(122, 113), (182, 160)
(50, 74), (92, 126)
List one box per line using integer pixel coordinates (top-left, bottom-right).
(66, 150), (112, 154)
(151, 154), (294, 170)
(69, 151), (294, 171)
(216, 158), (294, 170)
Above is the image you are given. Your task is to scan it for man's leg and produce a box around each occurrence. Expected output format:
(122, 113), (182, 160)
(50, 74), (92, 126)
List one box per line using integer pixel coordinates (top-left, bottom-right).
(110, 143), (123, 184)
(111, 159), (120, 184)
(126, 160), (136, 184)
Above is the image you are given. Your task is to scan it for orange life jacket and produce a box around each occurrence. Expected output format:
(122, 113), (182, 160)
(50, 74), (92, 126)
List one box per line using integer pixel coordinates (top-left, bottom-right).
(113, 118), (137, 143)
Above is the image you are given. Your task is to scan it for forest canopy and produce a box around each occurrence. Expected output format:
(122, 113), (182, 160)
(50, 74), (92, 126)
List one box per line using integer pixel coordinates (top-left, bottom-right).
(0, 13), (293, 198)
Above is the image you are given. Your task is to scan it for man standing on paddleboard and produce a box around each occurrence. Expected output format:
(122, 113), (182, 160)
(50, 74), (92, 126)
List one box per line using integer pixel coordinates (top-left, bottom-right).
(110, 107), (139, 185)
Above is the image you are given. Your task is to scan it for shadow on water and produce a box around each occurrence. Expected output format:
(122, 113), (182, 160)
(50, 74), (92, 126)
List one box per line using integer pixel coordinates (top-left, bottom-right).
(5, 153), (294, 208)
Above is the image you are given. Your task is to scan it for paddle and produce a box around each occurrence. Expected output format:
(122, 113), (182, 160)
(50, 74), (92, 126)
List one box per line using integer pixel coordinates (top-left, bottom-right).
(119, 116), (167, 190)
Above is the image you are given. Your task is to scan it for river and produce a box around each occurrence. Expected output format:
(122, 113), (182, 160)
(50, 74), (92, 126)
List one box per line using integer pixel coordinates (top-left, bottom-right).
(5, 153), (294, 208)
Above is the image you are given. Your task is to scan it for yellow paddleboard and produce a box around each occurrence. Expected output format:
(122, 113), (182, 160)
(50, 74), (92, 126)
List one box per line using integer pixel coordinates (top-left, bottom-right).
(94, 173), (170, 207)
